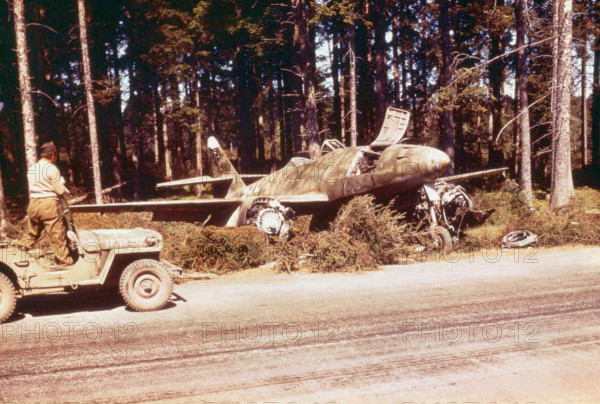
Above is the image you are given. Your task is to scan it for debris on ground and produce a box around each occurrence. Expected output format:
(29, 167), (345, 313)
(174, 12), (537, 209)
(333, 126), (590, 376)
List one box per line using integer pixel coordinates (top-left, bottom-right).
(500, 230), (538, 248)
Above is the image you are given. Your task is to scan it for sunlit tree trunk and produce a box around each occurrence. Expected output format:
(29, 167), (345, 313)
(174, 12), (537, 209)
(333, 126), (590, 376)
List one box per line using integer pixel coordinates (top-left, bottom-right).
(348, 12), (358, 148)
(592, 35), (600, 168)
(550, 0), (575, 210)
(161, 95), (173, 182)
(194, 85), (203, 197)
(78, 0), (103, 204)
(13, 0), (37, 173)
(581, 35), (588, 168)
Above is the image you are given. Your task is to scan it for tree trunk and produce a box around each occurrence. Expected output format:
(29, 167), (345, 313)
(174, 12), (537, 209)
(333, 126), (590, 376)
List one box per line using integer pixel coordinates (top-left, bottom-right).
(550, 0), (575, 210)
(13, 0), (37, 172)
(291, 0), (319, 158)
(373, 0), (388, 129)
(515, 0), (533, 209)
(581, 35), (588, 168)
(194, 83), (203, 197)
(592, 34), (600, 168)
(392, 14), (401, 107)
(78, 0), (103, 204)
(348, 13), (358, 148)
(488, 0), (506, 168)
(127, 47), (140, 200)
(161, 91), (173, 181)
(439, 0), (454, 174)
(328, 30), (341, 141)
(0, 158), (10, 239)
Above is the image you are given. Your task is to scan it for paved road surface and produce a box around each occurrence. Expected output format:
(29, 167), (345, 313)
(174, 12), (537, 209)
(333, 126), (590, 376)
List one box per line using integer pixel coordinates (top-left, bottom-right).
(1, 247), (600, 404)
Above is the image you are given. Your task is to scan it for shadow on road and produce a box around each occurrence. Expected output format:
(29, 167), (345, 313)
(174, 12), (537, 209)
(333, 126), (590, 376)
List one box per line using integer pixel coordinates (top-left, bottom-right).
(9, 290), (180, 323)
(11, 290), (125, 321)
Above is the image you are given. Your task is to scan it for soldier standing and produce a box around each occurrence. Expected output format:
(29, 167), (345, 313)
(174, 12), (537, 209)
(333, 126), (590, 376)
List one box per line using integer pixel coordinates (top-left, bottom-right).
(17, 141), (74, 266)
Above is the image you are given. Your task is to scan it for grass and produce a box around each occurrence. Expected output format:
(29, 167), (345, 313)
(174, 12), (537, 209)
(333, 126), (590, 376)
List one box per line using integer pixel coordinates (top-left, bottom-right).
(462, 184), (600, 250)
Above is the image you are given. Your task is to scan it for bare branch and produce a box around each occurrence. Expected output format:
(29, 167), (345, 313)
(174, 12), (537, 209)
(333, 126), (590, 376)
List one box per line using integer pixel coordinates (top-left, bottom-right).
(444, 37), (553, 91)
(26, 22), (58, 34)
(31, 90), (59, 108)
(494, 93), (550, 142)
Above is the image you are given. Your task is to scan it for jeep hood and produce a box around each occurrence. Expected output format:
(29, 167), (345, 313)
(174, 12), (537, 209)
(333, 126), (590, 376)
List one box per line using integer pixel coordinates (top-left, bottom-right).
(88, 228), (163, 250)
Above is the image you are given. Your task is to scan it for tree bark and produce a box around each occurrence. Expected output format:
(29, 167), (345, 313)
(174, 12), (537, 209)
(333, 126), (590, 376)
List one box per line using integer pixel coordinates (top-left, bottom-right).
(439, 0), (454, 174)
(550, 0), (575, 210)
(161, 88), (173, 181)
(515, 0), (533, 209)
(127, 45), (140, 200)
(581, 35), (588, 168)
(78, 0), (103, 204)
(0, 157), (10, 239)
(291, 0), (319, 158)
(348, 11), (358, 148)
(592, 34), (600, 168)
(488, 0), (506, 168)
(392, 14), (401, 107)
(13, 0), (37, 172)
(328, 30), (341, 141)
(194, 83), (203, 197)
(373, 0), (388, 129)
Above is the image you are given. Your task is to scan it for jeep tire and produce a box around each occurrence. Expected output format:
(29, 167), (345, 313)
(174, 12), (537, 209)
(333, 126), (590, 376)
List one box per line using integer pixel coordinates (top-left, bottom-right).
(119, 259), (173, 312)
(0, 273), (17, 324)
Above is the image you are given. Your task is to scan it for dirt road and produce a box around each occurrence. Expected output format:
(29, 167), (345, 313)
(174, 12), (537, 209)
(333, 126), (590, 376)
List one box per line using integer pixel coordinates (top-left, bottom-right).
(1, 247), (599, 404)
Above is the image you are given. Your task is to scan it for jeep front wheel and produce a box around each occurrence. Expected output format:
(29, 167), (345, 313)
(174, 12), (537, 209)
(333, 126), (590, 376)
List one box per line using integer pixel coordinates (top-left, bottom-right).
(119, 259), (173, 312)
(0, 273), (17, 324)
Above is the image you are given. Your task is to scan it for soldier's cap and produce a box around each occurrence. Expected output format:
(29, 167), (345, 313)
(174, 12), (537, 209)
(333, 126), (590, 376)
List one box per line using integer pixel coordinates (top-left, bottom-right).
(40, 141), (57, 154)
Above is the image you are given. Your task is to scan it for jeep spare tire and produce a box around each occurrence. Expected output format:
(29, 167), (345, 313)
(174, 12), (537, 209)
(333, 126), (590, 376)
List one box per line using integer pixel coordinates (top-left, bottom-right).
(0, 273), (17, 324)
(119, 259), (173, 312)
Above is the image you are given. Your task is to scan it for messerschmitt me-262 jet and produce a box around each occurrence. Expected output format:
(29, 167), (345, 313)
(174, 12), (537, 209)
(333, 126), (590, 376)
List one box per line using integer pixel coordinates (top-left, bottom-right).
(71, 108), (504, 249)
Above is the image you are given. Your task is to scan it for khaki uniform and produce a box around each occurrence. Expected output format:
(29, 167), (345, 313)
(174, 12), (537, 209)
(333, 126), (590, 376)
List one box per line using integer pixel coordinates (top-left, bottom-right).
(17, 158), (73, 265)
(18, 198), (72, 265)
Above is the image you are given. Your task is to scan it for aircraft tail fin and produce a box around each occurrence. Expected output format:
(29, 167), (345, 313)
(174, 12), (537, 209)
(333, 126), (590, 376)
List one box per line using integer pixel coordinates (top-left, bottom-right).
(207, 136), (246, 195)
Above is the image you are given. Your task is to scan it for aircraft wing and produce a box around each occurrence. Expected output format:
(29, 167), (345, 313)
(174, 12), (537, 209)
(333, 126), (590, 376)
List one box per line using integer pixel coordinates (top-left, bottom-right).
(69, 199), (241, 224)
(276, 194), (332, 215)
(437, 167), (508, 183)
(156, 174), (265, 190)
(156, 175), (235, 190)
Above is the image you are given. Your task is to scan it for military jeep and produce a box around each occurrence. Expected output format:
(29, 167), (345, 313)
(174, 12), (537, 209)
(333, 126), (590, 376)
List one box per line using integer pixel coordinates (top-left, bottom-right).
(0, 197), (177, 324)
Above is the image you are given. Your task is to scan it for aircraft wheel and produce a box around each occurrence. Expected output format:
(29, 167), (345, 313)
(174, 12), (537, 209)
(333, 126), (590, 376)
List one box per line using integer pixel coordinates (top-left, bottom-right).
(0, 273), (17, 324)
(119, 259), (173, 312)
(430, 226), (453, 254)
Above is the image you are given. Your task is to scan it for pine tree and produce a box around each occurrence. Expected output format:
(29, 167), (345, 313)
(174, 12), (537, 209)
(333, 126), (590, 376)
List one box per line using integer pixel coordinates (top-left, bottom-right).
(550, 0), (575, 210)
(78, 0), (103, 204)
(13, 0), (37, 172)
(515, 0), (533, 209)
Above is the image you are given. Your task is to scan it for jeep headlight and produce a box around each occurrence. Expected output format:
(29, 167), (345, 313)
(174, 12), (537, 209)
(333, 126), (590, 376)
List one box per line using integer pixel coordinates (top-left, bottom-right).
(145, 236), (159, 247)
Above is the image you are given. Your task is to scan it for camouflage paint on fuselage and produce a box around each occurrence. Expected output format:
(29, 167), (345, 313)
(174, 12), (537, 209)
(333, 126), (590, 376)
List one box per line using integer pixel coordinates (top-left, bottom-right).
(228, 144), (450, 203)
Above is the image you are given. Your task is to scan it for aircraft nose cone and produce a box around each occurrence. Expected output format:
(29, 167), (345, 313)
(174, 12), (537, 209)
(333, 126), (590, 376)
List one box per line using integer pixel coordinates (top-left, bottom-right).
(425, 148), (451, 177)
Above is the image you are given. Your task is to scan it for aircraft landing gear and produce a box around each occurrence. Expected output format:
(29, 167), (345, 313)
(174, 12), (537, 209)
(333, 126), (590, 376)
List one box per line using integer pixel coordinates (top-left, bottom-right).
(429, 225), (453, 254)
(248, 199), (294, 240)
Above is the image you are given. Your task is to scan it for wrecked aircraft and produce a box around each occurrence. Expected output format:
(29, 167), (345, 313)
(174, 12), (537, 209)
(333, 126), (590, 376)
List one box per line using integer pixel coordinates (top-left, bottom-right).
(71, 108), (503, 249)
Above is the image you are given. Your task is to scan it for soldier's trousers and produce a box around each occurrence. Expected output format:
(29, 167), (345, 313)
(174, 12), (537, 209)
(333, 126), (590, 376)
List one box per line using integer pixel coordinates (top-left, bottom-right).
(17, 197), (73, 265)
